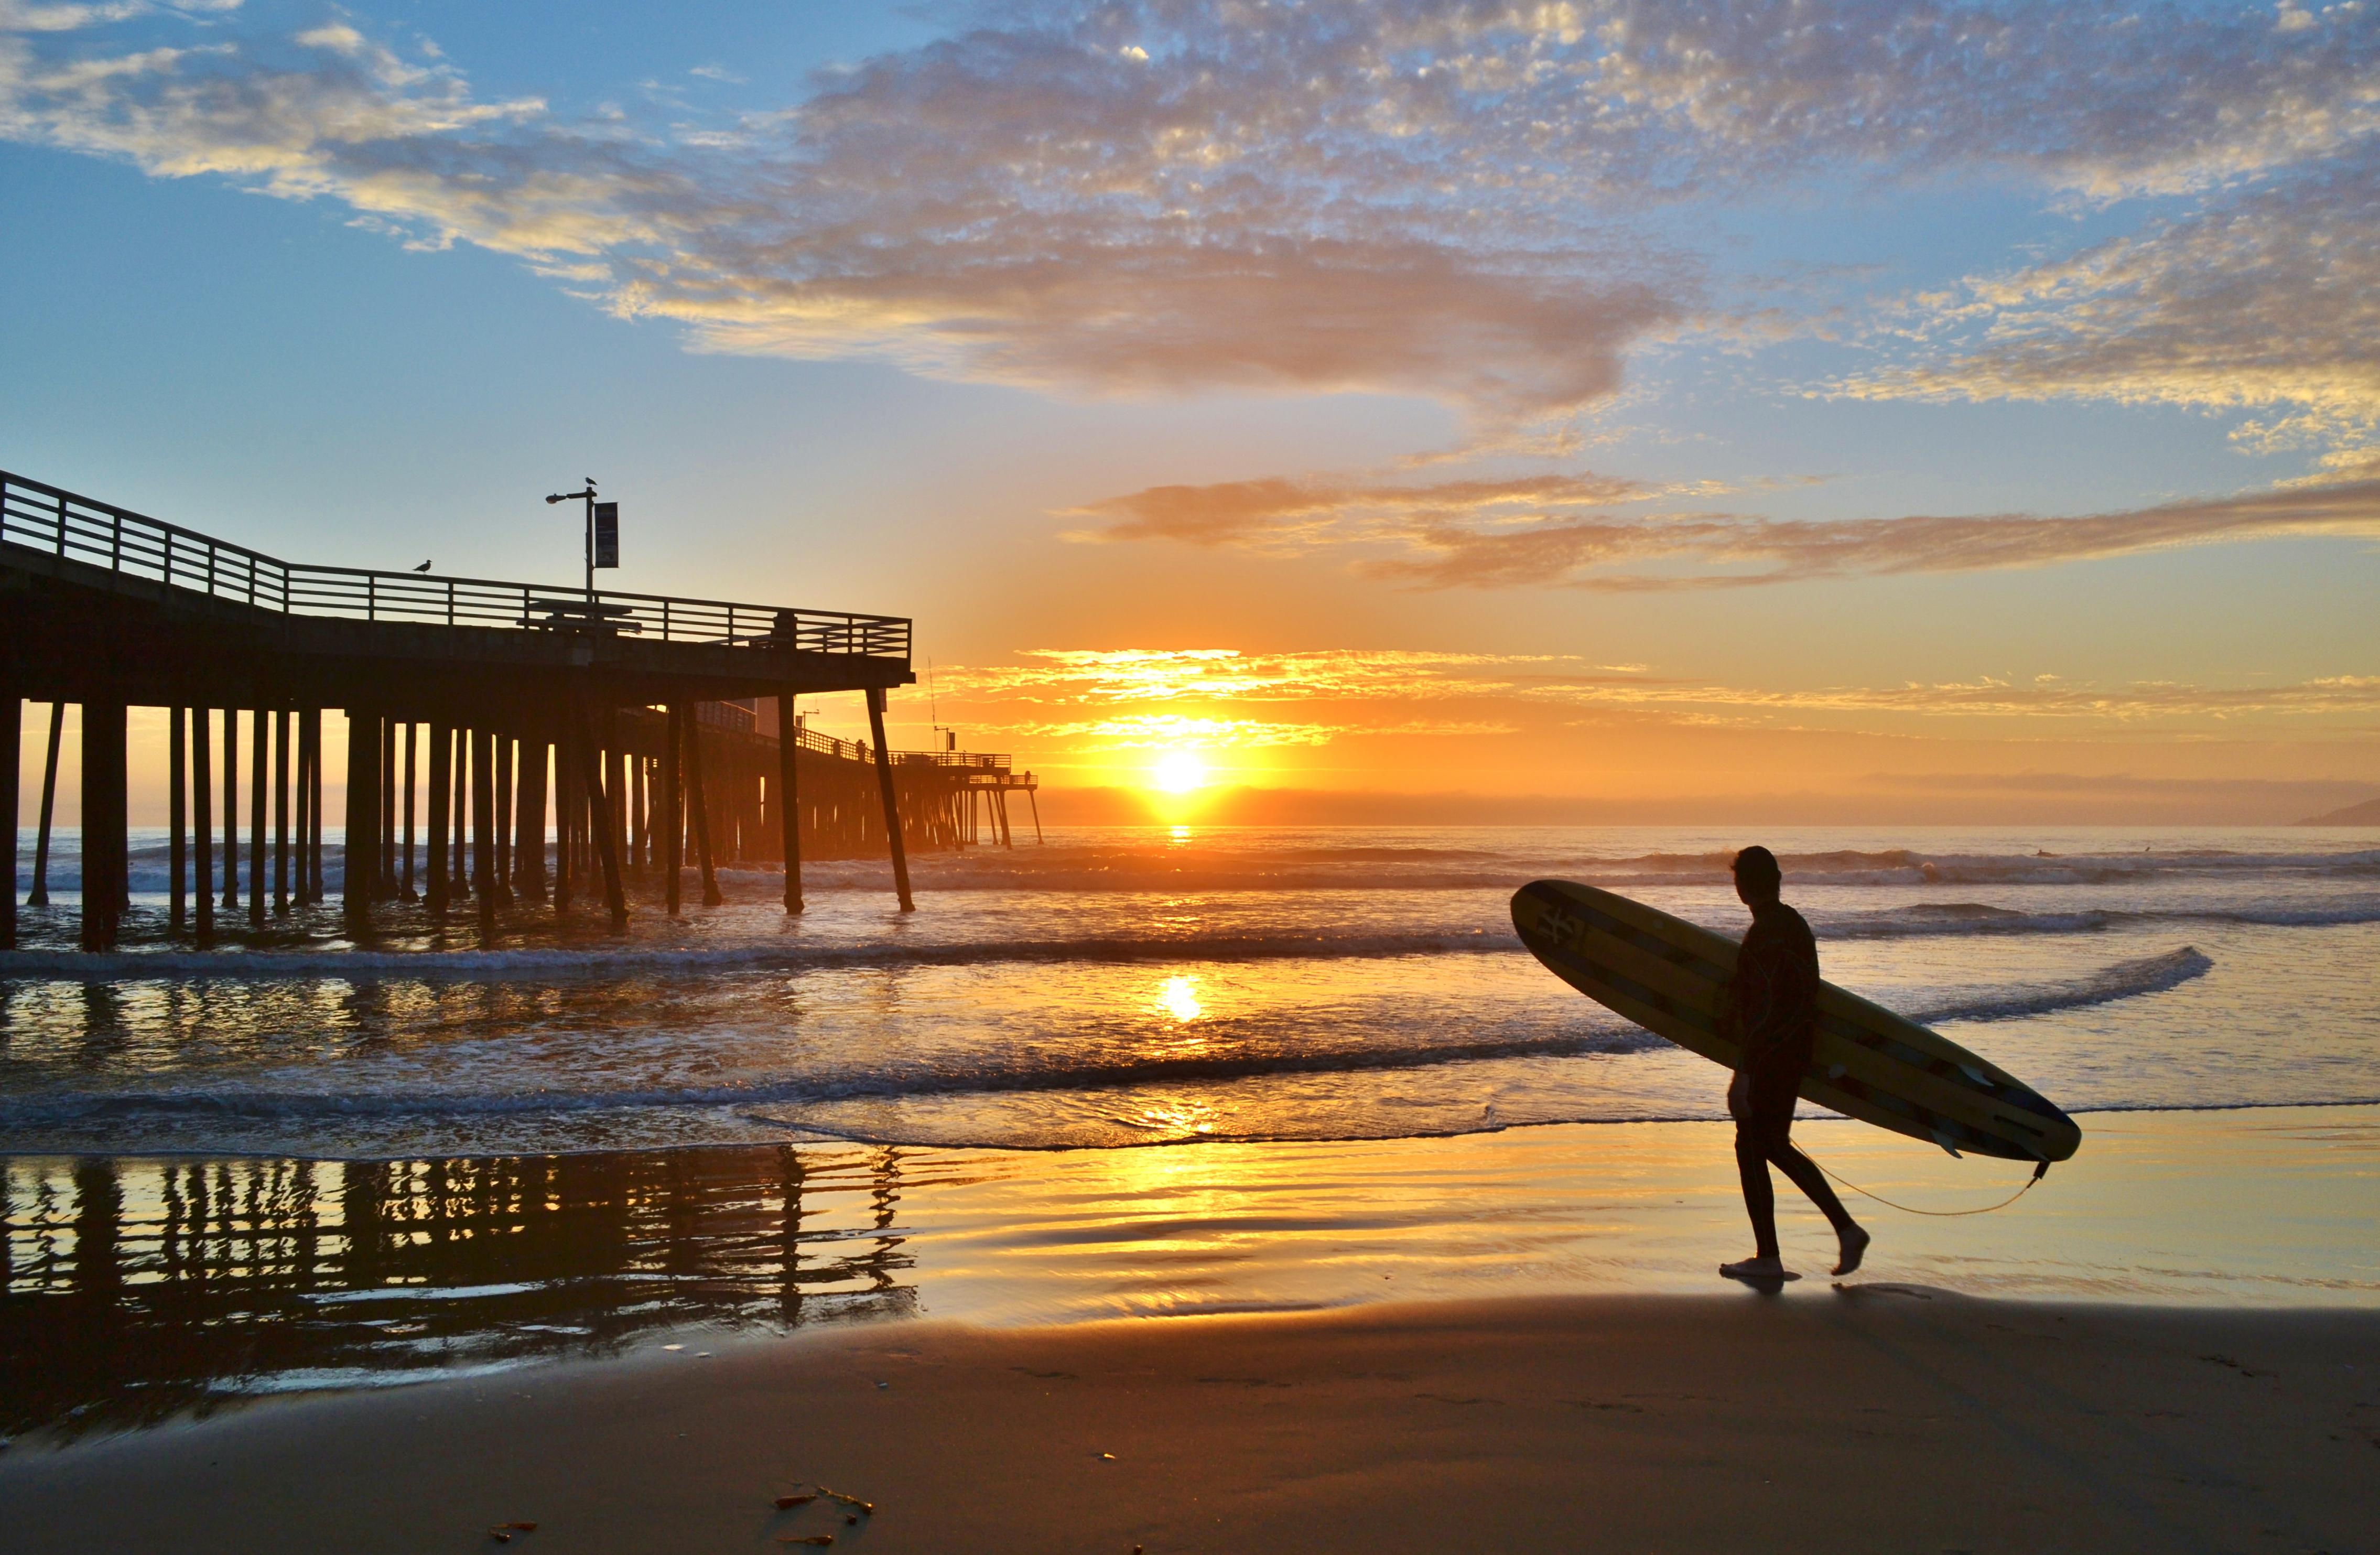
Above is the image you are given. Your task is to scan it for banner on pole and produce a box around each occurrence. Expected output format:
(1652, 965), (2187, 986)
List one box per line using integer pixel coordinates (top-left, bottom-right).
(593, 502), (619, 568)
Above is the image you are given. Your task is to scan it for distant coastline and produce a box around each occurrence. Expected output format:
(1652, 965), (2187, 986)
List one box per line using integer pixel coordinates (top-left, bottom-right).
(2295, 797), (2380, 826)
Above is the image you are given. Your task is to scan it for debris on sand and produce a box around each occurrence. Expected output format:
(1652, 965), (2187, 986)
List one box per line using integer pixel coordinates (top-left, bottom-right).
(774, 1494), (818, 1510)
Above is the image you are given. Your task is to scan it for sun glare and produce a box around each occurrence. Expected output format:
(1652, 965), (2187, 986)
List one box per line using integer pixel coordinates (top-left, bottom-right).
(1150, 749), (1208, 794)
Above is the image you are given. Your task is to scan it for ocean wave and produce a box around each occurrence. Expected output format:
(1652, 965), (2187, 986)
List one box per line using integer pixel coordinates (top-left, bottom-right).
(0, 1029), (1671, 1129)
(1817, 902), (2380, 939)
(0, 948), (2210, 1139)
(24, 836), (2380, 898)
(0, 929), (1519, 982)
(1904, 946), (2212, 1023)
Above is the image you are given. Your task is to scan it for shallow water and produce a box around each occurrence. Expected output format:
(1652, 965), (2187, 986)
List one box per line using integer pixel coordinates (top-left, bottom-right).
(4, 1107), (2374, 1439)
(4, 825), (2377, 1156)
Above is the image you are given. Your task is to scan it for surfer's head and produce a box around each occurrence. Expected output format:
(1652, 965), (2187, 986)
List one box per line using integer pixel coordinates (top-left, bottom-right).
(1730, 846), (1781, 906)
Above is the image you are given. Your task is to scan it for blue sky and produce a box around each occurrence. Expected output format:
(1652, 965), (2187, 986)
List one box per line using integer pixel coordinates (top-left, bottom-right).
(5, 0), (2377, 819)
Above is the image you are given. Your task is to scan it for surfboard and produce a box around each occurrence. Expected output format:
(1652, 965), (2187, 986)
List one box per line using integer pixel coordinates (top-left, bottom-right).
(1511, 879), (2080, 1165)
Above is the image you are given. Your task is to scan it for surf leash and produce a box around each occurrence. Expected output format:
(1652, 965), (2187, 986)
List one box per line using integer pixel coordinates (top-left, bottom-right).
(1809, 1159), (2046, 1217)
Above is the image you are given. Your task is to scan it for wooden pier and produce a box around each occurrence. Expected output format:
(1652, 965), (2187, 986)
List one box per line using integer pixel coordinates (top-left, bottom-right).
(0, 471), (1037, 949)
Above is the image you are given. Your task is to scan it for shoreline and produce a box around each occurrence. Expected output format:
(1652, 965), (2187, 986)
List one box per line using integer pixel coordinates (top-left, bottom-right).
(6, 1105), (2375, 1446)
(6, 1292), (2375, 1553)
(1, 1094), (2374, 1164)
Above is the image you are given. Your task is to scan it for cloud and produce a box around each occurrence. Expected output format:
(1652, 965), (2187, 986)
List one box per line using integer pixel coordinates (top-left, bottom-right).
(929, 646), (2380, 764)
(1062, 471), (1656, 548)
(5, 1), (2376, 434)
(1069, 468), (2380, 588)
(945, 646), (1653, 705)
(1843, 142), (2380, 451)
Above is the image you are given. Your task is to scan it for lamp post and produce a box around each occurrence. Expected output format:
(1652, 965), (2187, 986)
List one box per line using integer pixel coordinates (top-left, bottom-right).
(544, 478), (618, 618)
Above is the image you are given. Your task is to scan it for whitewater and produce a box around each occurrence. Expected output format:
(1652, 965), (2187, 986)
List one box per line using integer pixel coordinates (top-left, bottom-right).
(2, 824), (2375, 1158)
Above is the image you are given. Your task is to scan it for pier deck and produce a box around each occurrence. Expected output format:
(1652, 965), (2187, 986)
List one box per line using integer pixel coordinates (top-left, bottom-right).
(1, 471), (1032, 948)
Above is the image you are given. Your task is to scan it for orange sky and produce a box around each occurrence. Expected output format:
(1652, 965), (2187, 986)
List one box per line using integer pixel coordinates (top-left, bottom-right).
(6, 3), (2378, 827)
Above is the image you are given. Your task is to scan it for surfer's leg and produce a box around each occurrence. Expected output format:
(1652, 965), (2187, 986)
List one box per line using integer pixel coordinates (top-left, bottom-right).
(1766, 1140), (1853, 1231)
(1764, 1138), (1870, 1273)
(1734, 1127), (1781, 1261)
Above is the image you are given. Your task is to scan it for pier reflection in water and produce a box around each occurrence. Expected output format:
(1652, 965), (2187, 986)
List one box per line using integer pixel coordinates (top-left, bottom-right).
(1, 1146), (964, 1438)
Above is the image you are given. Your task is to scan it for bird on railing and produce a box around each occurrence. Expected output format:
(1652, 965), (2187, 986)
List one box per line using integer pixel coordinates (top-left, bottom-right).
(412, 559), (432, 573)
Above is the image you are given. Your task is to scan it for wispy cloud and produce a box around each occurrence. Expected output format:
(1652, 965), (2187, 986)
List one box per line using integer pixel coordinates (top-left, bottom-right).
(5, 1), (2375, 435)
(1842, 141), (2380, 461)
(934, 649), (2380, 755)
(1067, 470), (2380, 588)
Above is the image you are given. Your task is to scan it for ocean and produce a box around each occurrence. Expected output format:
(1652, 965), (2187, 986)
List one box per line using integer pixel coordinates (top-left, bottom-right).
(5, 824), (2376, 1159)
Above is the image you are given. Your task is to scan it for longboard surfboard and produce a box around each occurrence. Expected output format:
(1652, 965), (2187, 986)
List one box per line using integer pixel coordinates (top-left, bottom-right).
(1511, 879), (2080, 1165)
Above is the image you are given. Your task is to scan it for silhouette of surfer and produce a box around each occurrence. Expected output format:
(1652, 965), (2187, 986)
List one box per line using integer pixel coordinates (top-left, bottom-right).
(1717, 846), (1870, 1282)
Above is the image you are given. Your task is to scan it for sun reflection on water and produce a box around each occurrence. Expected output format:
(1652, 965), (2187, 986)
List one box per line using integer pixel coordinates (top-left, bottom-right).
(1154, 974), (1204, 1022)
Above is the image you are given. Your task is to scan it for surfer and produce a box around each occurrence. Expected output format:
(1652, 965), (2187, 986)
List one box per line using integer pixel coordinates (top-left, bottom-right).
(1717, 846), (1871, 1282)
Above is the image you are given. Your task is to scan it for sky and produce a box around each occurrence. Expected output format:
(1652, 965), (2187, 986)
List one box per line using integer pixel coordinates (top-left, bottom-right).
(5, 0), (2378, 824)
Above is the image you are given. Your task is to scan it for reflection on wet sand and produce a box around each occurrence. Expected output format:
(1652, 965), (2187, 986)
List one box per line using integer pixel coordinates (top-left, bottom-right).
(1, 1147), (977, 1438)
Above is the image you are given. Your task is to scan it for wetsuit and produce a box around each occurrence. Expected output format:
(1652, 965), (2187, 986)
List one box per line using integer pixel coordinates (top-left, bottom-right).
(1721, 900), (1852, 1259)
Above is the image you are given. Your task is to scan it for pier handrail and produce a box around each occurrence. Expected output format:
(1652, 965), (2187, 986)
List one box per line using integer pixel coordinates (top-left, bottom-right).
(0, 470), (910, 661)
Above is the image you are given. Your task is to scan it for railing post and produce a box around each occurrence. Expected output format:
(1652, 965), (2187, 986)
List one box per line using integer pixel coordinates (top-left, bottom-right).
(55, 491), (67, 556)
(367, 574), (376, 621)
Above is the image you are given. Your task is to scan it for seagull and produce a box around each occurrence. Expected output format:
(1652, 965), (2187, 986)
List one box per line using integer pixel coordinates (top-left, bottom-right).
(413, 559), (432, 573)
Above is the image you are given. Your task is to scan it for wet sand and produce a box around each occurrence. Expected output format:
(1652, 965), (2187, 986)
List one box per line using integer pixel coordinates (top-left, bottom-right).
(6, 1291), (2377, 1554)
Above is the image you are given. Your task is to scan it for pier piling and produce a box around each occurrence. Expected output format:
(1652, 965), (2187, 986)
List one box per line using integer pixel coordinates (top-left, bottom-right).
(79, 699), (126, 951)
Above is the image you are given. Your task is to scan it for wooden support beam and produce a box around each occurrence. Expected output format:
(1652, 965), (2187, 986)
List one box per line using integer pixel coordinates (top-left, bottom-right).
(473, 728), (497, 930)
(80, 700), (127, 952)
(377, 715), (398, 901)
(516, 738), (548, 903)
(274, 709), (291, 915)
(306, 710), (325, 904)
(193, 705), (214, 938)
(168, 706), (187, 933)
(866, 687), (914, 913)
(29, 701), (62, 908)
(343, 707), (379, 924)
(777, 692), (803, 914)
(249, 707), (267, 925)
(291, 712), (310, 905)
(575, 702), (629, 931)
(425, 721), (451, 914)
(554, 719), (574, 915)
(683, 708), (722, 907)
(662, 705), (683, 916)
(629, 750), (647, 877)
(221, 709), (239, 911)
(1027, 787), (1043, 844)
(493, 736), (514, 901)
(0, 693), (15, 948)
(401, 722), (418, 900)
(453, 725), (471, 899)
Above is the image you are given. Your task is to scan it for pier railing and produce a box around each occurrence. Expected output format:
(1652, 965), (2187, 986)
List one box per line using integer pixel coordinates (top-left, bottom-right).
(0, 470), (910, 660)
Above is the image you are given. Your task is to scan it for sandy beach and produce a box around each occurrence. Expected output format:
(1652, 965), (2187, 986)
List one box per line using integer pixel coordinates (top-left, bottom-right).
(7, 1290), (2376, 1554)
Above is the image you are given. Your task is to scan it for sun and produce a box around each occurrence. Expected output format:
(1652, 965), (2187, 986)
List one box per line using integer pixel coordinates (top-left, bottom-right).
(1150, 749), (1208, 794)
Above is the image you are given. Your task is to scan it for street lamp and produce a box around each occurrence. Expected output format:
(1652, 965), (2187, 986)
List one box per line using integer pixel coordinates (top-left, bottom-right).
(544, 478), (619, 617)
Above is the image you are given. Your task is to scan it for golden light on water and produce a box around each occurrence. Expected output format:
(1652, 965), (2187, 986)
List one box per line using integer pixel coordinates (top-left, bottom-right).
(1154, 975), (1204, 1023)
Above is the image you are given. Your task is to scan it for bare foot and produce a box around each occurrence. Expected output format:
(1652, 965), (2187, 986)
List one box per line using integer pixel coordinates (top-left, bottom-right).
(1832, 1224), (1871, 1277)
(1719, 1256), (1798, 1282)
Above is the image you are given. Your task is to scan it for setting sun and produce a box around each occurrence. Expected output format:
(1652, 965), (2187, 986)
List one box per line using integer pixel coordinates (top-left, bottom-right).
(1150, 749), (1208, 794)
